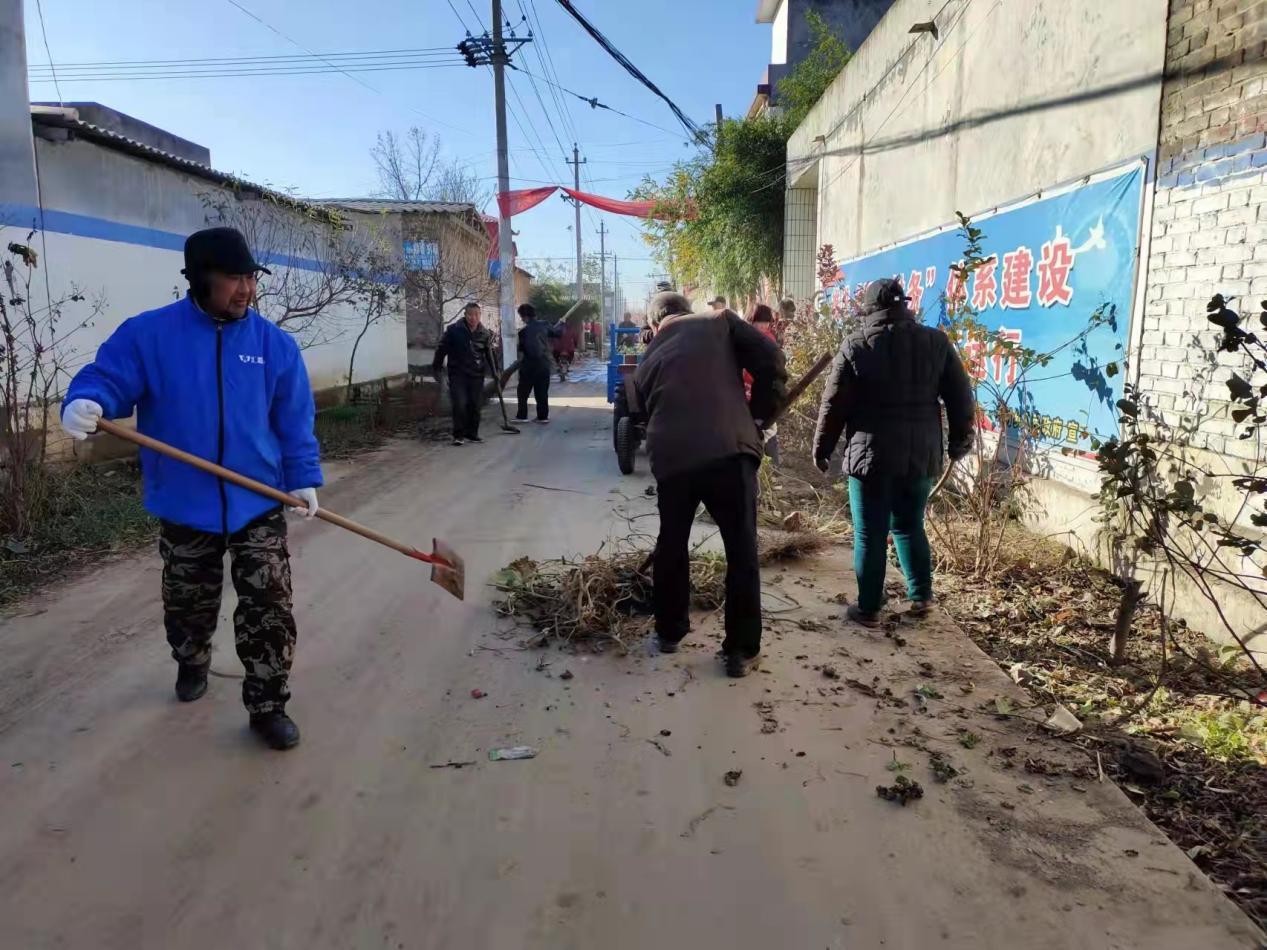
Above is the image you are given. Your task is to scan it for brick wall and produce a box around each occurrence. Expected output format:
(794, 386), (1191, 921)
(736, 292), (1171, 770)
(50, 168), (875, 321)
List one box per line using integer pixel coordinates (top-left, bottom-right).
(1142, 0), (1267, 462)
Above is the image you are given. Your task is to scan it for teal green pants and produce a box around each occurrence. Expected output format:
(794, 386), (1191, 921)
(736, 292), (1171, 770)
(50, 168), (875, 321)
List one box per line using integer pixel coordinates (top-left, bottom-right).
(848, 475), (935, 614)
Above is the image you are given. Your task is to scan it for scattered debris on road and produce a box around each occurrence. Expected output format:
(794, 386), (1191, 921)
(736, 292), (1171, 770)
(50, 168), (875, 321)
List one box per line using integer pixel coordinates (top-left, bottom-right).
(680, 804), (734, 838)
(876, 775), (924, 806)
(647, 738), (672, 756)
(560, 669), (574, 681)
(470, 688), (487, 699)
(1042, 703), (1081, 735)
(488, 746), (538, 761)
(430, 761), (478, 770)
(723, 770), (743, 787)
(490, 527), (834, 650)
(929, 753), (959, 783)
(755, 701), (779, 734)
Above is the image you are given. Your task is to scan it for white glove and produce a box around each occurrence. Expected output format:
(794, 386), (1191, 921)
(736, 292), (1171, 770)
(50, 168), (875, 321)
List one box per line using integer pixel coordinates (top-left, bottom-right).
(289, 487), (319, 519)
(62, 399), (103, 441)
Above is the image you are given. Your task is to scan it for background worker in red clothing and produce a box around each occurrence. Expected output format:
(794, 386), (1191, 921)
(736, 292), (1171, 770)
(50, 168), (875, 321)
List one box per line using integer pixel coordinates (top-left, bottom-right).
(744, 303), (783, 464)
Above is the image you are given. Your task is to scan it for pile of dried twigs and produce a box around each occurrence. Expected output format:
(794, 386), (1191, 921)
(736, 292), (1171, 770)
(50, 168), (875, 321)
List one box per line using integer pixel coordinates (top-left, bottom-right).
(492, 528), (833, 650)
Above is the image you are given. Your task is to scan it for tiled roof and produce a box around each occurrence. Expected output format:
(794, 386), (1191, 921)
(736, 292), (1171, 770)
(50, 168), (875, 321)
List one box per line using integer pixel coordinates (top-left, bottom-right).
(30, 108), (337, 221)
(321, 199), (481, 215)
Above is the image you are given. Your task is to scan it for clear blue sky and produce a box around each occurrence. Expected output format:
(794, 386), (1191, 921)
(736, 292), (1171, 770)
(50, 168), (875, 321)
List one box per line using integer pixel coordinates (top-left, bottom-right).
(22, 0), (771, 312)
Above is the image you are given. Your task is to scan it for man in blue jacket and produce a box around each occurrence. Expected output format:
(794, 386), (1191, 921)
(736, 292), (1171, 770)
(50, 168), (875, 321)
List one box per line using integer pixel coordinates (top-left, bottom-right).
(60, 227), (322, 750)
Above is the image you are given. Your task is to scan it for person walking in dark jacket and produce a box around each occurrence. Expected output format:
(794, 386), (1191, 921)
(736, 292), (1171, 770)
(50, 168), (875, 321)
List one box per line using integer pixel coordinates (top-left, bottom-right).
(433, 302), (493, 445)
(813, 278), (976, 627)
(61, 227), (321, 750)
(514, 303), (559, 423)
(634, 292), (788, 677)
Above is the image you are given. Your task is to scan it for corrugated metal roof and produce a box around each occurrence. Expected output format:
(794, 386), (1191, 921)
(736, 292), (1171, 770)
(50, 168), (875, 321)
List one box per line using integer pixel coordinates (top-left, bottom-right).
(30, 108), (339, 223)
(321, 199), (481, 215)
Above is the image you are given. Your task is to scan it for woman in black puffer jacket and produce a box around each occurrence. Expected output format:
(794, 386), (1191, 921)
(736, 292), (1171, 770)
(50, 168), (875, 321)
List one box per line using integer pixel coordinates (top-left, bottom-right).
(812, 278), (976, 626)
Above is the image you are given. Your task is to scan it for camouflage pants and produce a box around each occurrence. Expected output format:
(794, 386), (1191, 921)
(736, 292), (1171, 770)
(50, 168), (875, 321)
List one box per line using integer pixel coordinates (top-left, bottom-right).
(159, 509), (297, 714)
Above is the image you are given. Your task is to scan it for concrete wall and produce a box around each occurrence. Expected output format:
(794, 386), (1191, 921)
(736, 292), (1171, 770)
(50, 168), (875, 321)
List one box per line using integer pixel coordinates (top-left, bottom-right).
(401, 212), (496, 371)
(786, 0), (1267, 649)
(766, 0), (897, 99)
(0, 0), (37, 211)
(787, 0), (1169, 263)
(5, 132), (406, 403)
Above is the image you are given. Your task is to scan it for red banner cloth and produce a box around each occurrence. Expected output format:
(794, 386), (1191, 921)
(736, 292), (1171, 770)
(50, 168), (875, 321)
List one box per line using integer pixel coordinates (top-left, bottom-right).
(496, 186), (670, 220)
(497, 186), (558, 218)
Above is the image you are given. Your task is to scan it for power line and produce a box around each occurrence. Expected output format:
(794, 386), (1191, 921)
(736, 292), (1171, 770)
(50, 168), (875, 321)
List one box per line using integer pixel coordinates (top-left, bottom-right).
(445, 0), (475, 34)
(223, 0), (472, 135)
(28, 62), (465, 82)
(32, 0), (62, 106)
(508, 64), (685, 140)
(28, 47), (457, 71)
(464, 0), (487, 30)
(552, 0), (704, 143)
(518, 59), (569, 159)
(523, 0), (579, 143)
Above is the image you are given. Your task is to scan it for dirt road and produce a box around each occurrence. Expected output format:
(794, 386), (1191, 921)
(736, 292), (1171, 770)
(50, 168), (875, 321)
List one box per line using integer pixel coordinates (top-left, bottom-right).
(0, 372), (1261, 949)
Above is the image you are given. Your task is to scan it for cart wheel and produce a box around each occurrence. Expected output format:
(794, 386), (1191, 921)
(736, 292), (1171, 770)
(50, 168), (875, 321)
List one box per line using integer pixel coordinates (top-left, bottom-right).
(612, 387), (628, 450)
(615, 415), (636, 475)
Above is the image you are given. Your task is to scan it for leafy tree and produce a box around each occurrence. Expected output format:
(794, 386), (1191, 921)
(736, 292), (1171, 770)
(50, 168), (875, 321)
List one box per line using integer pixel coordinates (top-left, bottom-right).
(631, 14), (850, 297)
(776, 10), (853, 130)
(633, 115), (787, 299)
(528, 263), (597, 323)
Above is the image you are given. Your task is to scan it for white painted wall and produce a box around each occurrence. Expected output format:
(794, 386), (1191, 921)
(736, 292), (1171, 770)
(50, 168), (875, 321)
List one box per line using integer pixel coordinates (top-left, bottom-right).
(12, 134), (405, 397)
(771, 0), (789, 65)
(787, 0), (1168, 261)
(19, 229), (404, 396)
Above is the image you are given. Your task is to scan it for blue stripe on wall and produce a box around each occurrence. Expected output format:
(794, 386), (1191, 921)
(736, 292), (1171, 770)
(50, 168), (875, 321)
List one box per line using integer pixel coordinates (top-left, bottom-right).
(0, 202), (332, 274)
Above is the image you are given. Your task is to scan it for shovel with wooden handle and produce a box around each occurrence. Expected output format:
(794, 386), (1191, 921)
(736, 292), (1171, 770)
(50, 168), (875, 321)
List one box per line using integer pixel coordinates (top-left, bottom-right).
(95, 418), (465, 600)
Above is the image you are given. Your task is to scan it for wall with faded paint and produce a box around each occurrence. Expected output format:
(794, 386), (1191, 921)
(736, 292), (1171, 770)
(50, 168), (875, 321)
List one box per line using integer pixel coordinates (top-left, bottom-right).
(0, 0), (37, 211)
(787, 0), (1168, 265)
(785, 0), (1267, 649)
(2, 132), (406, 400)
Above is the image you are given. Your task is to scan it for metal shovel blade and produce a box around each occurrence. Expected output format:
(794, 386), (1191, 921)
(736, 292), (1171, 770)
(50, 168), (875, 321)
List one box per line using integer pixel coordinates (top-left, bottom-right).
(429, 538), (466, 601)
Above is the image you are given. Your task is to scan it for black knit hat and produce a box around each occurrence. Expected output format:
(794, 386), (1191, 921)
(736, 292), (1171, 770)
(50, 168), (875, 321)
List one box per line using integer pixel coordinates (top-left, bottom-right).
(860, 277), (909, 315)
(182, 227), (271, 278)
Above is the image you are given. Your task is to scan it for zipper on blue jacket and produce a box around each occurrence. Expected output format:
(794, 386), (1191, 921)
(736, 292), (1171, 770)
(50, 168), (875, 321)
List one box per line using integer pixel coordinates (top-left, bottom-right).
(215, 324), (229, 537)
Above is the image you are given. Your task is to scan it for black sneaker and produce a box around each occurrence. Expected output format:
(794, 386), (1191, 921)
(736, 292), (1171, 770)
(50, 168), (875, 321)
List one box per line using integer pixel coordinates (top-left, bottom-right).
(467, 435), (484, 443)
(724, 652), (761, 678)
(249, 711), (301, 750)
(656, 636), (681, 654)
(174, 663), (208, 702)
(514, 416), (529, 423)
(535, 418), (550, 425)
(451, 438), (464, 446)
(846, 604), (882, 628)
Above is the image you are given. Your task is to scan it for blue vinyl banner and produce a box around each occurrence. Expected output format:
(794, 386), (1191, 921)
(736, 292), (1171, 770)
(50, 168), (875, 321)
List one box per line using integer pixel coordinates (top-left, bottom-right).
(826, 165), (1144, 452)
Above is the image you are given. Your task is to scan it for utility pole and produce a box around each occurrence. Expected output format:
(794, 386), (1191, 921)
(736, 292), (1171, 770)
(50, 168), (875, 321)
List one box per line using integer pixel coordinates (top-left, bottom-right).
(597, 219), (608, 350)
(564, 144), (586, 316)
(613, 254), (620, 322)
(490, 1), (516, 370)
(459, 6), (530, 368)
